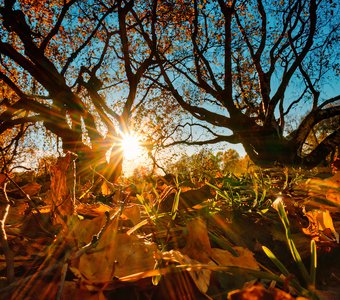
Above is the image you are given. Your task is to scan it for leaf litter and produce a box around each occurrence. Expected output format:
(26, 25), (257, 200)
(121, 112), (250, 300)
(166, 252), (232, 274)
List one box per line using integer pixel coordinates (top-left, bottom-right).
(0, 154), (339, 299)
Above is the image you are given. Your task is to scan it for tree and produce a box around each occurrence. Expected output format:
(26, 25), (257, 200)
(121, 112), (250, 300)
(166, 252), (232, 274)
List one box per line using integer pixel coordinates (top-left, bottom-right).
(167, 148), (223, 180)
(216, 149), (240, 174)
(0, 0), (155, 181)
(144, 0), (340, 168)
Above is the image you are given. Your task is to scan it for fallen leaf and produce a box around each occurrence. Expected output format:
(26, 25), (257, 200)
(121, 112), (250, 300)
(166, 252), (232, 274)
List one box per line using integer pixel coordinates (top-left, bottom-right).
(49, 152), (76, 222)
(20, 182), (41, 196)
(306, 172), (340, 206)
(161, 217), (259, 294)
(70, 218), (157, 285)
(182, 217), (212, 263)
(161, 249), (212, 294)
(121, 205), (141, 225)
(159, 185), (213, 212)
(76, 202), (112, 217)
(228, 283), (296, 300)
(101, 181), (111, 196)
(211, 247), (259, 270)
(324, 172), (340, 205)
(0, 173), (6, 186)
(61, 281), (106, 300)
(303, 209), (339, 243)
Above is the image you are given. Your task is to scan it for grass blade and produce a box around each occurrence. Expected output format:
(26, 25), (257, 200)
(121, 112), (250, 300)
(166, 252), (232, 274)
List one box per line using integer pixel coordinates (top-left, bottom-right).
(171, 189), (181, 220)
(276, 199), (311, 285)
(310, 240), (317, 287)
(262, 246), (290, 277)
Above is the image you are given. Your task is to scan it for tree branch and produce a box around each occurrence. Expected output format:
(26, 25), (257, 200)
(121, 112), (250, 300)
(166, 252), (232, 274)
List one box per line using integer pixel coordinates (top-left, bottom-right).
(40, 0), (78, 51)
(301, 128), (340, 168)
(268, 0), (317, 120)
(291, 104), (340, 145)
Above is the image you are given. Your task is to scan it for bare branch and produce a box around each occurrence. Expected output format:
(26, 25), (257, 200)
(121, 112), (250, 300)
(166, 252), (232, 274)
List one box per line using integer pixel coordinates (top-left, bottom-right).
(268, 0), (317, 119)
(301, 128), (340, 168)
(61, 5), (117, 74)
(40, 0), (78, 51)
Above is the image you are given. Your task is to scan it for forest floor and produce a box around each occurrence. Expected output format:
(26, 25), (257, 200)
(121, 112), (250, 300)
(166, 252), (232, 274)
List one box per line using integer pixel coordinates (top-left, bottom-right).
(0, 155), (339, 300)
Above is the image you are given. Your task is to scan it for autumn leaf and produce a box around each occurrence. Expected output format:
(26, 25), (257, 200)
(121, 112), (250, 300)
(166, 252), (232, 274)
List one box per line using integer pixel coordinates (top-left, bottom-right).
(70, 221), (157, 286)
(160, 217), (259, 294)
(0, 173), (7, 186)
(76, 202), (112, 218)
(228, 283), (298, 300)
(162, 250), (213, 294)
(303, 209), (339, 243)
(19, 182), (41, 196)
(182, 217), (212, 263)
(211, 247), (259, 270)
(306, 172), (340, 207)
(121, 205), (141, 225)
(61, 281), (106, 300)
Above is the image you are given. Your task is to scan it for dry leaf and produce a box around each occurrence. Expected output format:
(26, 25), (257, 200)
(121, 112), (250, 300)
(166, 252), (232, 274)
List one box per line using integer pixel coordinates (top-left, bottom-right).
(49, 152), (76, 220)
(121, 205), (141, 225)
(20, 182), (41, 196)
(182, 217), (212, 263)
(0, 173), (7, 186)
(70, 220), (157, 285)
(61, 281), (106, 300)
(306, 172), (340, 206)
(303, 209), (339, 243)
(161, 246), (259, 295)
(161, 249), (212, 294)
(161, 216), (259, 294)
(76, 202), (112, 217)
(228, 283), (295, 300)
(113, 234), (157, 278)
(211, 247), (259, 270)
(159, 185), (213, 212)
(324, 172), (340, 204)
(100, 181), (111, 196)
(70, 214), (107, 247)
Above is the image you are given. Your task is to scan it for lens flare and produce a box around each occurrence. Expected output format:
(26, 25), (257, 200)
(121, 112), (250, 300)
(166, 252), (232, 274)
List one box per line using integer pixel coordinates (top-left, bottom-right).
(120, 133), (142, 160)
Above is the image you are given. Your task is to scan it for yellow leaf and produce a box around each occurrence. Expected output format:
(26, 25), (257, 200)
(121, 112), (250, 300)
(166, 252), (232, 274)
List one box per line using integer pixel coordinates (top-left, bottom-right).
(161, 250), (212, 294)
(182, 217), (212, 263)
(303, 209), (339, 243)
(70, 228), (157, 284)
(121, 205), (141, 225)
(100, 181), (111, 196)
(211, 247), (259, 270)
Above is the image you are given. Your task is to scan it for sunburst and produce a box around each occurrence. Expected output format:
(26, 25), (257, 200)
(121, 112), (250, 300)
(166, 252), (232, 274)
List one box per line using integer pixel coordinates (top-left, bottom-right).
(120, 133), (142, 160)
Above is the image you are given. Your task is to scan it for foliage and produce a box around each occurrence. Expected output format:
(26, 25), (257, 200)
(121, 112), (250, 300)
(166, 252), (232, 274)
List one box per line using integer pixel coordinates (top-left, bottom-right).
(167, 148), (250, 181)
(0, 0), (162, 181)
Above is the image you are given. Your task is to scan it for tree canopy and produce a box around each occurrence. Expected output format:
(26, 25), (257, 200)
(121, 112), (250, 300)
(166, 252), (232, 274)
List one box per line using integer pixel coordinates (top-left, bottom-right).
(0, 0), (160, 179)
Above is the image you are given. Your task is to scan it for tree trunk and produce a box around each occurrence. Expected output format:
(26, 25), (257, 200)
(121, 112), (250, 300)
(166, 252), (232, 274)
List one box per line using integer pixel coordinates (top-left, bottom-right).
(240, 127), (339, 169)
(46, 119), (123, 183)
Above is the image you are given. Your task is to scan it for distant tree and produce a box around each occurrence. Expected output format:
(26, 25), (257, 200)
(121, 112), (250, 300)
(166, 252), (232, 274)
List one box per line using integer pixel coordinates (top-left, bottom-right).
(142, 0), (340, 168)
(167, 149), (223, 180)
(0, 0), (156, 181)
(216, 149), (240, 174)
(0, 82), (33, 172)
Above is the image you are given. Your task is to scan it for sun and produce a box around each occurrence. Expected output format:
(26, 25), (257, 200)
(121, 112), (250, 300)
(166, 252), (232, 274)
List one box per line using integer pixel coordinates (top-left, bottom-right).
(120, 133), (142, 160)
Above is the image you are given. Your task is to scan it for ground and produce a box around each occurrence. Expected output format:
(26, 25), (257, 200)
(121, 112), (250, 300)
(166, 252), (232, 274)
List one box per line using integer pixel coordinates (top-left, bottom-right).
(0, 157), (339, 299)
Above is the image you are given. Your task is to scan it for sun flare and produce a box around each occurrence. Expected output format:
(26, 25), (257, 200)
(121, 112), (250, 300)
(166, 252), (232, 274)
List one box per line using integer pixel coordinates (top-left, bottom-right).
(120, 133), (142, 160)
